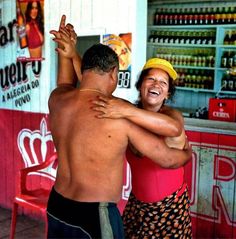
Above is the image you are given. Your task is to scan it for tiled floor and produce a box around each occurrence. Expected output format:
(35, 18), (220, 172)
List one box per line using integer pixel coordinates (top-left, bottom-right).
(0, 207), (44, 239)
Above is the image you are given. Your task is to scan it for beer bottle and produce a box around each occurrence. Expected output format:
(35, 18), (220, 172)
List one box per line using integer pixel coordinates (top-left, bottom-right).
(16, 4), (28, 49)
(233, 7), (236, 24)
(183, 8), (189, 25)
(169, 8), (174, 25)
(205, 7), (210, 25)
(227, 6), (233, 24)
(154, 8), (159, 25)
(193, 8), (199, 25)
(231, 30), (236, 45)
(215, 7), (221, 24)
(228, 51), (234, 68)
(199, 8), (204, 25)
(174, 8), (178, 25)
(209, 7), (215, 24)
(159, 8), (164, 25)
(223, 30), (231, 45)
(189, 8), (193, 25)
(220, 7), (226, 24)
(221, 51), (228, 68)
(148, 30), (155, 43)
(221, 72), (229, 90)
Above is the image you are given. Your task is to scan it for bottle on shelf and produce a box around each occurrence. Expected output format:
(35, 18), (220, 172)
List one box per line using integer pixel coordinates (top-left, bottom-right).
(231, 30), (236, 45)
(223, 30), (231, 45)
(154, 9), (159, 25)
(205, 7), (210, 25)
(148, 30), (156, 43)
(221, 71), (229, 90)
(188, 8), (194, 25)
(199, 7), (204, 25)
(233, 51), (236, 66)
(221, 51), (228, 68)
(209, 7), (215, 24)
(233, 7), (236, 23)
(227, 6), (233, 24)
(169, 8), (174, 25)
(178, 8), (183, 25)
(193, 8), (199, 25)
(228, 51), (234, 68)
(183, 8), (189, 25)
(220, 7), (226, 24)
(215, 7), (221, 24)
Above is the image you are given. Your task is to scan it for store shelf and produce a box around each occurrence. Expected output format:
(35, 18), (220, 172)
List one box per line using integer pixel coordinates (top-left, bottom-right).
(148, 24), (218, 29)
(147, 1), (236, 117)
(147, 43), (216, 48)
(147, 23), (236, 94)
(176, 87), (216, 93)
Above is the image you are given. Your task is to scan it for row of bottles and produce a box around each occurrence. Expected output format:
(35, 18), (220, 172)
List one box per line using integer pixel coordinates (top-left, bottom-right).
(153, 6), (236, 26)
(149, 30), (216, 45)
(221, 69), (236, 91)
(223, 30), (236, 45)
(156, 48), (215, 67)
(176, 69), (214, 89)
(221, 51), (236, 68)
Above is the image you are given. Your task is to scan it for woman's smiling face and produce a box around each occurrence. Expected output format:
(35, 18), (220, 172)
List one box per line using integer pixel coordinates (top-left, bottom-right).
(140, 68), (170, 110)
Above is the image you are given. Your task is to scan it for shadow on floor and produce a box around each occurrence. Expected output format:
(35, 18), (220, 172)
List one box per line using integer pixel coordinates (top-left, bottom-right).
(0, 207), (44, 239)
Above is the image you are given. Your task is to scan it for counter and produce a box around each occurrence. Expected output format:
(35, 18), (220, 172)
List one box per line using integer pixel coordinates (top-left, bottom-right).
(184, 118), (236, 135)
(183, 118), (236, 238)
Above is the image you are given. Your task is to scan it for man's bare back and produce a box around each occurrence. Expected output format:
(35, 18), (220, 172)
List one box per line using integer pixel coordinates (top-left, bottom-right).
(49, 87), (131, 202)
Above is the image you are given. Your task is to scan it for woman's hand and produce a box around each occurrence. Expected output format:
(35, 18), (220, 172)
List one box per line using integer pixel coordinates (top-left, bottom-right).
(50, 15), (77, 58)
(91, 95), (133, 119)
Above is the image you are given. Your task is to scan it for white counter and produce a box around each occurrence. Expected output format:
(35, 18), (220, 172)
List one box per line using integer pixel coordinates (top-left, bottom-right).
(184, 118), (236, 136)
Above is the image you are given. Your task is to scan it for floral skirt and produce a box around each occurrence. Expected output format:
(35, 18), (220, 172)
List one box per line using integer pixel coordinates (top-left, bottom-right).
(122, 186), (192, 239)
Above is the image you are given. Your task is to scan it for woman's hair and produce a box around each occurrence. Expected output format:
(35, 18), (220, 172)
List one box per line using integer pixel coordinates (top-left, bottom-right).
(25, 1), (44, 34)
(135, 68), (176, 108)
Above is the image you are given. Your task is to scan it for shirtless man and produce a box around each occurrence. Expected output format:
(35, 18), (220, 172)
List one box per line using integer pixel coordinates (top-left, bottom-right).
(47, 15), (192, 239)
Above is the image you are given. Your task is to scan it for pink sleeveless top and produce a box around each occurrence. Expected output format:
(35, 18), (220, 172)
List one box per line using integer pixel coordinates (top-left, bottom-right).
(126, 147), (184, 202)
(27, 21), (43, 49)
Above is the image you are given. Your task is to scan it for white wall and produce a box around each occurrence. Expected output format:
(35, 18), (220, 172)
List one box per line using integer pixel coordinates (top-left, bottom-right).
(0, 0), (147, 113)
(46, 0), (147, 103)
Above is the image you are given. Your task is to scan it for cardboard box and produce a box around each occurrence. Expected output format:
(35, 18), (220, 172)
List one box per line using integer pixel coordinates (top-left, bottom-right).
(208, 98), (236, 122)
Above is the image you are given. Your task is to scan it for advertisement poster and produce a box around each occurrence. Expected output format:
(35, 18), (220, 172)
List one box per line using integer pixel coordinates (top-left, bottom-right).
(16, 0), (44, 61)
(0, 0), (49, 113)
(103, 33), (132, 89)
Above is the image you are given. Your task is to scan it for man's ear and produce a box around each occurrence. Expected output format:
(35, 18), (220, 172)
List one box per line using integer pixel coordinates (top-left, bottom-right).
(110, 66), (118, 83)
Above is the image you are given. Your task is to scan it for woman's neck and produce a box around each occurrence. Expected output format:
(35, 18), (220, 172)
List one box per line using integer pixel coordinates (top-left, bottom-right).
(141, 102), (163, 112)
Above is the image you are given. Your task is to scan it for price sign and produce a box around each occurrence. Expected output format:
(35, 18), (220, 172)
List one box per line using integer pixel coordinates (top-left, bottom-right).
(118, 70), (131, 88)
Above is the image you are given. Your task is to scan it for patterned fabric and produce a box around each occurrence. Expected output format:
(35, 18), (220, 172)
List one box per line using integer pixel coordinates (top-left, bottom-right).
(122, 187), (192, 239)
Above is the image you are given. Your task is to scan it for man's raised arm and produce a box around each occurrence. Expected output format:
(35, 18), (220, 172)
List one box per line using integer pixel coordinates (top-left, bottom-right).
(50, 15), (77, 87)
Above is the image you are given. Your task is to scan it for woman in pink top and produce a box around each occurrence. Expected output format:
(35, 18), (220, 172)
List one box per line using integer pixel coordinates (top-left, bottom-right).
(92, 58), (192, 238)
(25, 1), (44, 58)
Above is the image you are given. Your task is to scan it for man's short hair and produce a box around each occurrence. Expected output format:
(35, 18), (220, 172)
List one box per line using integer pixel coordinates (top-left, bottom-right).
(81, 43), (119, 74)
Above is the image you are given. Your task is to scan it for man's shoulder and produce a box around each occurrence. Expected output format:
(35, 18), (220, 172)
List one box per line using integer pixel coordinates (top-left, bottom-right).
(48, 85), (76, 110)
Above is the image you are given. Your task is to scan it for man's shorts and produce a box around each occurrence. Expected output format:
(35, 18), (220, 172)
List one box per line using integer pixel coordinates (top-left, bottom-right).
(47, 187), (124, 239)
